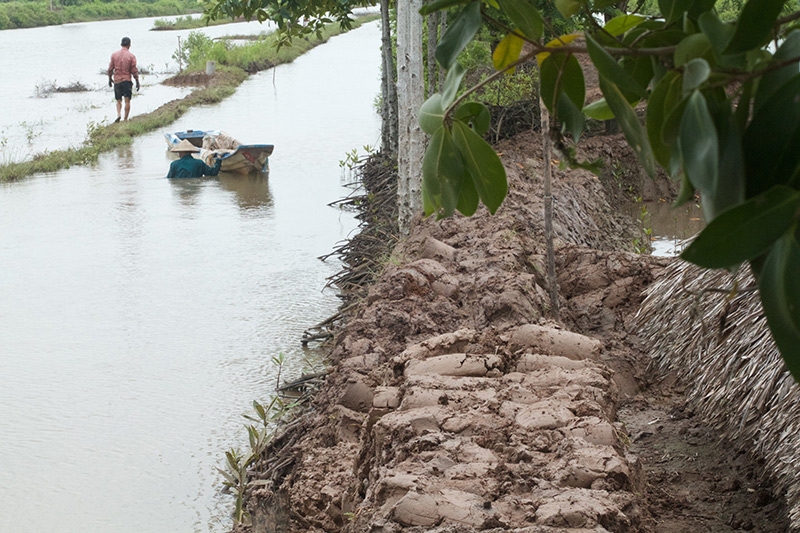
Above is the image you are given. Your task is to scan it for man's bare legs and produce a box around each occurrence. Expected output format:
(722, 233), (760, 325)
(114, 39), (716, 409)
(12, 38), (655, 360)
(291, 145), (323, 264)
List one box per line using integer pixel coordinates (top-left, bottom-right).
(114, 97), (132, 121)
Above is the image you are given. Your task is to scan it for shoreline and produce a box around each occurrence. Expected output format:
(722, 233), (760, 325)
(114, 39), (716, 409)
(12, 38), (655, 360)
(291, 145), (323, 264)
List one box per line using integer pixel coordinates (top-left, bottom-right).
(0, 13), (379, 183)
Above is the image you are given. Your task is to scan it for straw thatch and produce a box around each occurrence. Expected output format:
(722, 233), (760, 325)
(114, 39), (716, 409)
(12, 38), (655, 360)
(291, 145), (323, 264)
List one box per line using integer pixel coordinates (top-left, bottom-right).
(636, 259), (800, 529)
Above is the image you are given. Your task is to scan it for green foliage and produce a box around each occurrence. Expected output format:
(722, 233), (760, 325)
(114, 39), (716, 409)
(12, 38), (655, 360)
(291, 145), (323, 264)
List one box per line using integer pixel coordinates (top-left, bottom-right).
(420, 0), (800, 380)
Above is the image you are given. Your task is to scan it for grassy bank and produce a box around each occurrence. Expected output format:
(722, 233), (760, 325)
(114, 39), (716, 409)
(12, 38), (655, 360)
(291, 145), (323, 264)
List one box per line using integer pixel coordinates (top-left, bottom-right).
(152, 14), (242, 31)
(0, 13), (379, 182)
(0, 0), (201, 30)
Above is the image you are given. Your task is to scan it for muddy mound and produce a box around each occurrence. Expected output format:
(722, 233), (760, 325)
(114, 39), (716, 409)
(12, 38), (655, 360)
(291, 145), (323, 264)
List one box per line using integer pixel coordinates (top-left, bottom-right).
(240, 132), (664, 532)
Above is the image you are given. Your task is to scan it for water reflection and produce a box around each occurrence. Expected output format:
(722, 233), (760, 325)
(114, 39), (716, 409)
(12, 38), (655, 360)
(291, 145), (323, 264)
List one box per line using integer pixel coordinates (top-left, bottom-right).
(168, 177), (206, 207)
(218, 173), (272, 211)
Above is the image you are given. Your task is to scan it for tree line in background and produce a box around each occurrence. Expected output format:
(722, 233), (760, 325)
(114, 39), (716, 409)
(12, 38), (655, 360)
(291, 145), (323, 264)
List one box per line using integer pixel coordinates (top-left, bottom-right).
(0, 0), (200, 30)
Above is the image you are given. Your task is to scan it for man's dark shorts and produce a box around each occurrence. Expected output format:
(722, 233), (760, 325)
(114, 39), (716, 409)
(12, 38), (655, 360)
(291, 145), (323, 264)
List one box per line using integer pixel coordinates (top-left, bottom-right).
(114, 81), (133, 101)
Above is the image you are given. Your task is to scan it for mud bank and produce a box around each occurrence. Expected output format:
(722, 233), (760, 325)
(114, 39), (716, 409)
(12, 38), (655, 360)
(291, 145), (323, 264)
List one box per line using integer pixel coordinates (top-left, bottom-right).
(236, 130), (790, 532)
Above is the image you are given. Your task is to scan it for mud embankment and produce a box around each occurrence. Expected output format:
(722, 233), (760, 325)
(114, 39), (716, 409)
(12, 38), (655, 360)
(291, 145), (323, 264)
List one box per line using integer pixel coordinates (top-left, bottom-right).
(237, 130), (790, 532)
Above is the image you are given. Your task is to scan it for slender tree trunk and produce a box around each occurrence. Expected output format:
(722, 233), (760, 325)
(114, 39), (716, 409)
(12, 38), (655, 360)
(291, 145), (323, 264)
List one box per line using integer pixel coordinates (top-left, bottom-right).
(380, 0), (398, 155)
(396, 0), (425, 234)
(541, 100), (560, 319)
(426, 10), (438, 97)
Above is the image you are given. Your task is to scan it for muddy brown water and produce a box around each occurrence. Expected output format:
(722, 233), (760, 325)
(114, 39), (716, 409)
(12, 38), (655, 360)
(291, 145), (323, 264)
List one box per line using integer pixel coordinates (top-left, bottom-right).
(0, 18), (381, 533)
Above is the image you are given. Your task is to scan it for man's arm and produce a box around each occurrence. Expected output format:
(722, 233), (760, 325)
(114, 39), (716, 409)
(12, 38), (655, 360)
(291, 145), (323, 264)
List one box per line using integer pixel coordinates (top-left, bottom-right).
(132, 57), (140, 91)
(203, 157), (222, 176)
(108, 59), (114, 87)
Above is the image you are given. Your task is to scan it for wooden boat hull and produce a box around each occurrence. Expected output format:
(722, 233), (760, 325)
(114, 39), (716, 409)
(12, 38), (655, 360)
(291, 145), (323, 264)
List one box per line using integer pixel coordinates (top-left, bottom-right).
(209, 144), (274, 174)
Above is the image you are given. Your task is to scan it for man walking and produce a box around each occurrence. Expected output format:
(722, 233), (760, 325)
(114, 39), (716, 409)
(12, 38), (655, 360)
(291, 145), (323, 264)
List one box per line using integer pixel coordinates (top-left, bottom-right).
(108, 37), (140, 122)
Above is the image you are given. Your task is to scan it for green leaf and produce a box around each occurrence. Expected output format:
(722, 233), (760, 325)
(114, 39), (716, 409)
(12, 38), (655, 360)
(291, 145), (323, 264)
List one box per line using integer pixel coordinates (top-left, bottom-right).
(681, 185), (800, 268)
(679, 90), (718, 192)
(452, 121), (508, 213)
(540, 53), (585, 114)
(674, 172), (695, 206)
(743, 73), (800, 197)
(441, 62), (466, 109)
(557, 92), (586, 142)
(457, 170), (480, 216)
(555, 0), (582, 18)
(435, 1), (482, 70)
(585, 33), (647, 101)
(603, 14), (647, 37)
(493, 33), (525, 73)
(658, 0), (692, 24)
(703, 108), (745, 221)
(735, 79), (753, 131)
(674, 33), (714, 67)
(455, 102), (491, 135)
(724, 0), (786, 54)
(681, 58), (710, 94)
(419, 94), (445, 135)
(753, 30), (800, 115)
(697, 11), (734, 58)
(420, 0), (472, 15)
(498, 0), (544, 40)
(757, 226), (800, 381)
(647, 70), (681, 169)
(422, 127), (466, 218)
(599, 76), (656, 177)
(583, 98), (615, 120)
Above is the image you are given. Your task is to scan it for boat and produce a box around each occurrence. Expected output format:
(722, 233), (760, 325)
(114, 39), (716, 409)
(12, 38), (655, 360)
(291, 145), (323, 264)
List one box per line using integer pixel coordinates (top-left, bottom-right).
(165, 130), (274, 174)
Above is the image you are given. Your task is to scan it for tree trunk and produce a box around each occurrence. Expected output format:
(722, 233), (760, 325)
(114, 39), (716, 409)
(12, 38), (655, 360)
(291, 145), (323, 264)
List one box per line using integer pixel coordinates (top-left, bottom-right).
(426, 10), (438, 96)
(396, 0), (425, 234)
(380, 0), (398, 155)
(541, 99), (560, 319)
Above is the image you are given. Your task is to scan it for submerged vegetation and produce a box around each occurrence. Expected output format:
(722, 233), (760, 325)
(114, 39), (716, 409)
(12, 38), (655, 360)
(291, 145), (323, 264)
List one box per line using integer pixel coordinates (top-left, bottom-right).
(0, 13), (378, 182)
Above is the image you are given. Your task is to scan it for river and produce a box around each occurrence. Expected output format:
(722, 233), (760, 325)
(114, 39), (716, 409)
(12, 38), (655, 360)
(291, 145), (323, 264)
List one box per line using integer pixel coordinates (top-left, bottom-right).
(0, 16), (381, 533)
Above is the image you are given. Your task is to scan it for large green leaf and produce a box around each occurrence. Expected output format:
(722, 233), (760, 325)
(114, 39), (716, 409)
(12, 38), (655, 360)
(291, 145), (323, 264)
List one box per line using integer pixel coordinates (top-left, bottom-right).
(674, 33), (714, 67)
(493, 33), (525, 73)
(435, 1), (483, 70)
(455, 102), (491, 135)
(599, 76), (656, 177)
(441, 62), (466, 109)
(603, 14), (647, 37)
(682, 58), (710, 94)
(658, 0), (692, 24)
(743, 73), (800, 197)
(585, 33), (647, 101)
(457, 169), (480, 216)
(557, 92), (586, 142)
(646, 70), (681, 169)
(697, 11), (732, 49)
(704, 108), (745, 221)
(540, 53), (585, 114)
(420, 0), (472, 16)
(724, 0), (786, 54)
(681, 185), (800, 268)
(757, 226), (800, 381)
(679, 90), (718, 192)
(583, 98), (615, 120)
(422, 127), (466, 218)
(452, 121), (508, 213)
(754, 30), (800, 115)
(419, 94), (445, 135)
(498, 0), (543, 40)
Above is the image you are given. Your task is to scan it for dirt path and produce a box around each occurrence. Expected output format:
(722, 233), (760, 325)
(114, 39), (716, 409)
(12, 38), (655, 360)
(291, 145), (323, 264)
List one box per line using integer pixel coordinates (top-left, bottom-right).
(234, 131), (789, 532)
